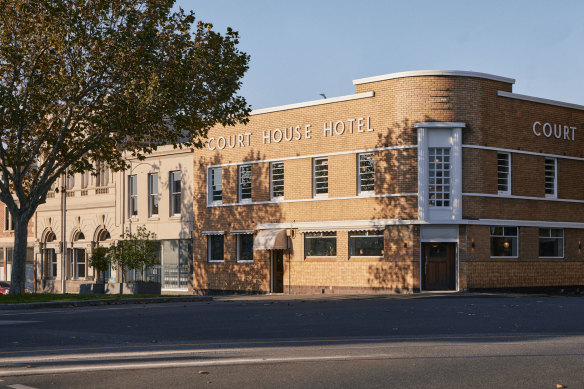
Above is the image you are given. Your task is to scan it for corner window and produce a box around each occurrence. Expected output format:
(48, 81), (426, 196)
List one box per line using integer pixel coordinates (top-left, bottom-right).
(313, 157), (328, 197)
(539, 228), (563, 258)
(544, 158), (557, 198)
(349, 230), (384, 257)
(208, 167), (222, 204)
(128, 175), (138, 218)
(270, 162), (284, 200)
(428, 147), (450, 207)
(358, 153), (375, 194)
(170, 171), (181, 215)
(304, 232), (336, 257)
(148, 173), (159, 217)
(237, 234), (254, 262)
(490, 226), (518, 257)
(497, 153), (511, 194)
(239, 165), (252, 202)
(207, 234), (224, 262)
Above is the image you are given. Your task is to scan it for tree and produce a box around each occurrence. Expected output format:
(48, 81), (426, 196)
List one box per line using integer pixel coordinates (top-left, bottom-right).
(0, 0), (250, 294)
(107, 225), (159, 283)
(88, 246), (109, 283)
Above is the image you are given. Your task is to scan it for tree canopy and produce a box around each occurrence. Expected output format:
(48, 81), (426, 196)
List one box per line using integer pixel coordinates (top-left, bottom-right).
(0, 0), (250, 294)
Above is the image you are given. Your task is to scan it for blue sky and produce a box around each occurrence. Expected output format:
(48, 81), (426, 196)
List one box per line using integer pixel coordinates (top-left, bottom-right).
(179, 0), (583, 110)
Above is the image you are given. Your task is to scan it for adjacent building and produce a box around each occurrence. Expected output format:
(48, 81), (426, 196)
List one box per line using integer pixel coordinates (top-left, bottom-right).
(193, 70), (584, 294)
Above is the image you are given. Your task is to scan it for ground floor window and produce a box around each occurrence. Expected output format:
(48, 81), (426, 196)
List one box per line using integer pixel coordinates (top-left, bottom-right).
(349, 230), (384, 257)
(44, 248), (57, 278)
(490, 226), (518, 257)
(539, 228), (564, 258)
(304, 232), (336, 257)
(207, 235), (224, 262)
(68, 248), (86, 279)
(237, 234), (254, 262)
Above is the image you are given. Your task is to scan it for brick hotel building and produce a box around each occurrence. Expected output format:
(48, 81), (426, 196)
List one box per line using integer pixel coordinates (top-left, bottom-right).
(193, 70), (584, 294)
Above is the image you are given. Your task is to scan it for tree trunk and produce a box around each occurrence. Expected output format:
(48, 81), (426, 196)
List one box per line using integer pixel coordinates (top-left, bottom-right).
(9, 215), (31, 295)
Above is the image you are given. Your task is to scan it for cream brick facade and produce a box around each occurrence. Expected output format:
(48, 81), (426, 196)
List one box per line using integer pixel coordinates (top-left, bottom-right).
(194, 70), (584, 294)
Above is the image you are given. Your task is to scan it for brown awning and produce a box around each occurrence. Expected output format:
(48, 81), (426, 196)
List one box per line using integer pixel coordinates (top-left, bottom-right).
(253, 229), (288, 250)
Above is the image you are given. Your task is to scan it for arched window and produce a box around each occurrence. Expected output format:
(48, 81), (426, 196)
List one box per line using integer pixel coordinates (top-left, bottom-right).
(97, 229), (111, 242)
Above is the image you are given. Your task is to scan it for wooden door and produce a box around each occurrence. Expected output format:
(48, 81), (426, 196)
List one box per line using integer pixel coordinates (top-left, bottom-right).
(422, 243), (456, 290)
(272, 250), (284, 293)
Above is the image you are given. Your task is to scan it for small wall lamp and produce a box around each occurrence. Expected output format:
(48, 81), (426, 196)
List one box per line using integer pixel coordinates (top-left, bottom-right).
(471, 242), (475, 249)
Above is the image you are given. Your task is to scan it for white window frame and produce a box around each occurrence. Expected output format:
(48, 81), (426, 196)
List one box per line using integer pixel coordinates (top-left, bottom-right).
(428, 147), (451, 207)
(349, 230), (384, 257)
(358, 153), (375, 195)
(170, 171), (181, 216)
(206, 233), (225, 262)
(313, 157), (329, 198)
(490, 226), (519, 258)
(270, 161), (284, 201)
(148, 173), (159, 217)
(4, 207), (13, 231)
(208, 167), (223, 205)
(538, 228), (564, 258)
(128, 174), (138, 218)
(497, 152), (511, 195)
(238, 164), (252, 203)
(544, 158), (557, 198)
(236, 233), (254, 262)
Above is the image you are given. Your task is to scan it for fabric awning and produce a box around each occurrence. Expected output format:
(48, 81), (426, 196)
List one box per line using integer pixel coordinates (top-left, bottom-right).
(253, 229), (288, 250)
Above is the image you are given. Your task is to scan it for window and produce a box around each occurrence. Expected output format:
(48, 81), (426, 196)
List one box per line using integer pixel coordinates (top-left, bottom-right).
(68, 248), (86, 279)
(4, 207), (13, 231)
(66, 172), (75, 190)
(96, 162), (109, 186)
(358, 153), (375, 194)
(209, 167), (222, 204)
(545, 158), (557, 197)
(490, 226), (518, 257)
(239, 165), (252, 202)
(313, 157), (328, 196)
(47, 249), (57, 278)
(207, 235), (224, 262)
(237, 234), (254, 262)
(170, 171), (181, 215)
(428, 147), (450, 207)
(148, 173), (159, 217)
(497, 153), (511, 194)
(539, 228), (564, 258)
(270, 162), (284, 200)
(349, 230), (384, 257)
(304, 232), (336, 257)
(81, 171), (89, 189)
(128, 175), (138, 218)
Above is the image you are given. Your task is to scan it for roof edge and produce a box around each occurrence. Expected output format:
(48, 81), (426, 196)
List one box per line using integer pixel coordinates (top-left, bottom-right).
(353, 70), (515, 85)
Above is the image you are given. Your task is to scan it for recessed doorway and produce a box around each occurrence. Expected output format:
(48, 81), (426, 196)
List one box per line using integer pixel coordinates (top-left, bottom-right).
(421, 242), (456, 291)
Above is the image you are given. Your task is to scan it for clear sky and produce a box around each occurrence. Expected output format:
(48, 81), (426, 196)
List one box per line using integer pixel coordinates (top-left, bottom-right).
(178, 0), (583, 111)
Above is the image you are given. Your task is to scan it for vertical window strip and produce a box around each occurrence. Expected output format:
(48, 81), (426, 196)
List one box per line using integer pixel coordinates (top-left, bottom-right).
(210, 167), (222, 202)
(497, 153), (510, 193)
(239, 165), (252, 201)
(358, 153), (375, 193)
(314, 157), (328, 196)
(271, 162), (284, 199)
(428, 147), (451, 207)
(544, 158), (557, 196)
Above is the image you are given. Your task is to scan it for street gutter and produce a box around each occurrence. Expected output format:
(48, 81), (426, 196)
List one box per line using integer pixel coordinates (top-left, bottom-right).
(0, 296), (213, 310)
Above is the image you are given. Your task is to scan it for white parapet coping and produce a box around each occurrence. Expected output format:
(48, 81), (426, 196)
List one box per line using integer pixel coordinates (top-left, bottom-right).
(497, 90), (584, 111)
(353, 70), (515, 85)
(250, 91), (375, 115)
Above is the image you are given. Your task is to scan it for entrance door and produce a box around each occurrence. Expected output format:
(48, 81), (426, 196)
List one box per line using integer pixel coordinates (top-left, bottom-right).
(422, 243), (456, 290)
(272, 250), (284, 293)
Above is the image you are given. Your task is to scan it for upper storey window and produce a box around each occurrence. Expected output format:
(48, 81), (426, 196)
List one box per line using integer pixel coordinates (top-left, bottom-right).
(497, 153), (511, 195)
(428, 147), (450, 207)
(270, 162), (284, 200)
(238, 165), (252, 203)
(208, 167), (222, 204)
(544, 158), (557, 198)
(313, 157), (328, 197)
(358, 153), (375, 194)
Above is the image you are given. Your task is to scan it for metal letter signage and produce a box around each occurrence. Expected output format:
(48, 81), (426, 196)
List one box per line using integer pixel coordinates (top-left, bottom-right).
(533, 121), (576, 141)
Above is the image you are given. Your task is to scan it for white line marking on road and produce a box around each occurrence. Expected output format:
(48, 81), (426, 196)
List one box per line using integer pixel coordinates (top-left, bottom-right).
(7, 384), (38, 389)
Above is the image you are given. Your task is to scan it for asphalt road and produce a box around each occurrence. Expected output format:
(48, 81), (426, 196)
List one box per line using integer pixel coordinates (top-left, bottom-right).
(1, 293), (583, 388)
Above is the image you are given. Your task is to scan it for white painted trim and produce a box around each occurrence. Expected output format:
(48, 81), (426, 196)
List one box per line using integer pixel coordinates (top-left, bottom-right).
(497, 90), (584, 111)
(201, 231), (224, 235)
(462, 144), (584, 162)
(257, 218), (584, 230)
(230, 230), (254, 235)
(414, 122), (466, 128)
(250, 91), (375, 115)
(496, 152), (511, 196)
(209, 193), (417, 208)
(207, 145), (417, 169)
(353, 70), (515, 85)
(463, 192), (584, 204)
